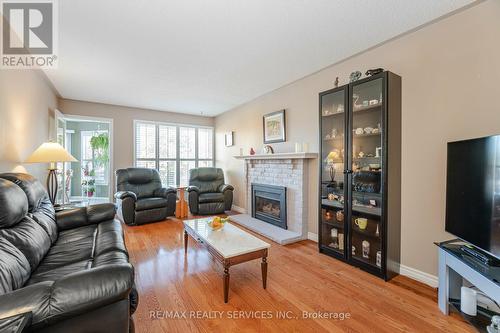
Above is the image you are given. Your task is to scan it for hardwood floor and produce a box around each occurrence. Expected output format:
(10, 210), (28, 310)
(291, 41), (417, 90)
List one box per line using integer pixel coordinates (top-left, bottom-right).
(124, 215), (473, 333)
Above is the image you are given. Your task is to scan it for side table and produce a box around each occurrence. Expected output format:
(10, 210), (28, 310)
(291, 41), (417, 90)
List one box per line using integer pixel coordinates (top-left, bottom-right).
(175, 186), (188, 218)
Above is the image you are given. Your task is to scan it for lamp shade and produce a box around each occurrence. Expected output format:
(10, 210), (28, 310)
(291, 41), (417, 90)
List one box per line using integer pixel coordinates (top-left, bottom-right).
(25, 142), (78, 163)
(326, 150), (340, 162)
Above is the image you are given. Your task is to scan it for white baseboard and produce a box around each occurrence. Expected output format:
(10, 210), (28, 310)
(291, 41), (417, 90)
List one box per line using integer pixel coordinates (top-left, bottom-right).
(231, 205), (247, 214)
(307, 232), (318, 242)
(400, 264), (438, 288)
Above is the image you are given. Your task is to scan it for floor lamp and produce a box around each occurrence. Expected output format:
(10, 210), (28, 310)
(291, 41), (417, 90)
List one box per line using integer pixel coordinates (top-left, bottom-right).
(26, 142), (78, 205)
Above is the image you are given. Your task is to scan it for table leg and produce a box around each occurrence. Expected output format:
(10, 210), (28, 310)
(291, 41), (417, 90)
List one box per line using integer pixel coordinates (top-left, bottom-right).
(261, 256), (268, 289)
(223, 266), (230, 303)
(184, 230), (188, 255)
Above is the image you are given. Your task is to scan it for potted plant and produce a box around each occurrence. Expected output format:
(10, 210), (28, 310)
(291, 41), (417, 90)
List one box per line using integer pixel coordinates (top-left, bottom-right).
(90, 133), (109, 168)
(87, 179), (95, 198)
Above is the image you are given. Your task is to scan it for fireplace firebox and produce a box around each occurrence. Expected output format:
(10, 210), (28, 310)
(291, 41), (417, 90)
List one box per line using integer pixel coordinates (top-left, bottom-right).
(251, 183), (287, 229)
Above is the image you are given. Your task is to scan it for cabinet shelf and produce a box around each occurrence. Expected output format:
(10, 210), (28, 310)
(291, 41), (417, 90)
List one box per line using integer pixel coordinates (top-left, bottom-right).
(324, 132), (380, 141)
(352, 132), (381, 138)
(322, 199), (381, 216)
(322, 111), (344, 117)
(319, 71), (401, 281)
(352, 103), (383, 113)
(323, 220), (345, 229)
(352, 254), (382, 269)
(352, 226), (381, 239)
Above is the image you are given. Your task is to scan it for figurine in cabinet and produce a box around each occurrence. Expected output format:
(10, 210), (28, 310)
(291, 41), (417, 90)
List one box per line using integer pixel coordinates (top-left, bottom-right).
(362, 240), (370, 259)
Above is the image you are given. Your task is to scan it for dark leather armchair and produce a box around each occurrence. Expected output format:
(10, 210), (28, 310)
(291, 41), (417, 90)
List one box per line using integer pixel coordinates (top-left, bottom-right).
(0, 173), (137, 333)
(115, 168), (176, 226)
(187, 168), (234, 215)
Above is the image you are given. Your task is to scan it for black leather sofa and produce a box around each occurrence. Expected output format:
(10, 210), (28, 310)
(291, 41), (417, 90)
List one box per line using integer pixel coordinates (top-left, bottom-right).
(0, 173), (137, 332)
(115, 168), (177, 225)
(187, 167), (234, 215)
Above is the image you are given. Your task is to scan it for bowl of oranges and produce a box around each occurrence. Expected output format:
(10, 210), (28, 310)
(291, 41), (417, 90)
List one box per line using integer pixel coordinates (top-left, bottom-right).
(207, 216), (229, 231)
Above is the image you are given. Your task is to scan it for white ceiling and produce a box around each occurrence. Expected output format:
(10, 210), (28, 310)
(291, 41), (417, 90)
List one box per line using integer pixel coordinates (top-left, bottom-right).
(46, 0), (475, 116)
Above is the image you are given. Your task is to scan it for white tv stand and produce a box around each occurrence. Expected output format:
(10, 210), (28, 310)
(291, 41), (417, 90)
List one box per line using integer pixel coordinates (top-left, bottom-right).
(437, 240), (500, 330)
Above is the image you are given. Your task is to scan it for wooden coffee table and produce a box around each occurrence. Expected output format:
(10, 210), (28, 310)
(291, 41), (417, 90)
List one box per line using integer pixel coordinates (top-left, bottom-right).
(183, 217), (270, 303)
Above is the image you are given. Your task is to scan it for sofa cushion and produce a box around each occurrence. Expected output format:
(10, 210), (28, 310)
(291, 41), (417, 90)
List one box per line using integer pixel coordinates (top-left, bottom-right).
(56, 225), (97, 245)
(0, 179), (28, 228)
(26, 260), (90, 285)
(0, 173), (58, 244)
(93, 251), (129, 268)
(0, 238), (31, 294)
(0, 217), (51, 271)
(34, 232), (96, 273)
(135, 197), (168, 211)
(31, 208), (58, 245)
(0, 173), (47, 213)
(199, 192), (224, 203)
(94, 220), (127, 256)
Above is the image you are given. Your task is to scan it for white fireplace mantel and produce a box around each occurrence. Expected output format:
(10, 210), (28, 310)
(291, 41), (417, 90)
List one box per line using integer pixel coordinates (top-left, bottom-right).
(229, 151), (317, 244)
(233, 152), (318, 160)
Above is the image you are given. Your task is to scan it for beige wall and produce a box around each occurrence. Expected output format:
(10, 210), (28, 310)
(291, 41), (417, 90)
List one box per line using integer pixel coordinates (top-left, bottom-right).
(0, 70), (58, 181)
(58, 99), (214, 190)
(215, 0), (500, 277)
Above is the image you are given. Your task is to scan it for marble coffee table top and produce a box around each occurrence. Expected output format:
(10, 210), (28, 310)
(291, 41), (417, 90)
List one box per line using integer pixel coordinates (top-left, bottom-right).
(183, 217), (270, 258)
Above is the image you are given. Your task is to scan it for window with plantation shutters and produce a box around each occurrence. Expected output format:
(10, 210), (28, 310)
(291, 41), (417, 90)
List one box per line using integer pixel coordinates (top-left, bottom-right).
(134, 121), (214, 187)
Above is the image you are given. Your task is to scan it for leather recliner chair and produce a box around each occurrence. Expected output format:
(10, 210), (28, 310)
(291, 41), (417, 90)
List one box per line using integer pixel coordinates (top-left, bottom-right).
(0, 173), (137, 332)
(115, 168), (176, 225)
(187, 167), (234, 215)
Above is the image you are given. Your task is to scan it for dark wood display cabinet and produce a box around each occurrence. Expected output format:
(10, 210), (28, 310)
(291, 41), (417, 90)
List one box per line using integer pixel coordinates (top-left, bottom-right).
(318, 71), (401, 280)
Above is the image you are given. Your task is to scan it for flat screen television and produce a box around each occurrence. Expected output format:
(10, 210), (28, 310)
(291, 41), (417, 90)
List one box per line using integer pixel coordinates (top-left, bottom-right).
(446, 135), (500, 260)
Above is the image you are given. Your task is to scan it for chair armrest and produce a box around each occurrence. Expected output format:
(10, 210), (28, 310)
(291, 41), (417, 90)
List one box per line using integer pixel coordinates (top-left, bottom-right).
(0, 264), (134, 329)
(56, 203), (116, 231)
(187, 186), (200, 193)
(153, 187), (177, 198)
(218, 184), (234, 193)
(114, 191), (137, 201)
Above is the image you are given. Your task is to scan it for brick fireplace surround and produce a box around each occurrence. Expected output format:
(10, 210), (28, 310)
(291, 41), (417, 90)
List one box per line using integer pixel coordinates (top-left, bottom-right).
(231, 153), (317, 244)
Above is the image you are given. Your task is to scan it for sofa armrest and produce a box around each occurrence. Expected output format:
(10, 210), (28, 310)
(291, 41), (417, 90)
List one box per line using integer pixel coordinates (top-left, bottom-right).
(218, 184), (234, 193)
(50, 264), (134, 320)
(0, 311), (32, 332)
(0, 265), (134, 329)
(153, 187), (177, 198)
(0, 282), (52, 326)
(56, 203), (116, 231)
(187, 186), (200, 193)
(114, 191), (137, 201)
(87, 203), (117, 224)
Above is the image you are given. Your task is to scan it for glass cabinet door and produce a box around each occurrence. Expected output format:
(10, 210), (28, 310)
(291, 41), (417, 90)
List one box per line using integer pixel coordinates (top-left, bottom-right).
(320, 88), (347, 257)
(349, 78), (384, 269)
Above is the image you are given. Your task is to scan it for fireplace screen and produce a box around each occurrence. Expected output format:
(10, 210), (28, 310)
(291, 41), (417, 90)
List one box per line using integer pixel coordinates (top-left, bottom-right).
(251, 183), (287, 229)
(255, 196), (281, 218)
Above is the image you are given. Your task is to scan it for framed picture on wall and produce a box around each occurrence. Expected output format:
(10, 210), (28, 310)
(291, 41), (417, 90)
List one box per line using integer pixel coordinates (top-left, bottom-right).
(224, 131), (234, 147)
(263, 110), (286, 144)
